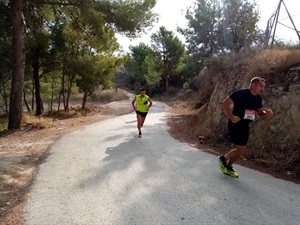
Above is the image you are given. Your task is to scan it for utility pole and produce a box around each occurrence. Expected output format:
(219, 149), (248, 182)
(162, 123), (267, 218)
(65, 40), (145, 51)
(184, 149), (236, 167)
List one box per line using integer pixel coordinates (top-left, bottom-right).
(264, 0), (300, 47)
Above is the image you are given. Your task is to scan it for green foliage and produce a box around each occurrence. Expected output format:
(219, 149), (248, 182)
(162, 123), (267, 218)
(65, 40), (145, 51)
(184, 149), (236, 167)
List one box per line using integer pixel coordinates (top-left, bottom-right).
(125, 43), (159, 88)
(220, 0), (259, 51)
(4, 0), (157, 128)
(95, 0), (158, 37)
(131, 43), (152, 63)
(0, 2), (11, 64)
(179, 0), (221, 60)
(175, 0), (260, 90)
(151, 26), (185, 90)
(183, 81), (190, 90)
(142, 55), (161, 86)
(0, 114), (8, 131)
(74, 54), (124, 96)
(124, 27), (186, 92)
(0, 1), (12, 106)
(176, 54), (200, 80)
(180, 0), (259, 63)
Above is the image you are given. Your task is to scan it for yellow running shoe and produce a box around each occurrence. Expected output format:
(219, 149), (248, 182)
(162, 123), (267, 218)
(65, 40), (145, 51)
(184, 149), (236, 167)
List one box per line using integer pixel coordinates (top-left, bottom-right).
(218, 156), (228, 174)
(224, 165), (239, 178)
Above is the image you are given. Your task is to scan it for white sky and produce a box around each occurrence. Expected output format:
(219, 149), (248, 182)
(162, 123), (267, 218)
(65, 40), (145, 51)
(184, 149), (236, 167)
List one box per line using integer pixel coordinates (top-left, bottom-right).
(117, 0), (300, 52)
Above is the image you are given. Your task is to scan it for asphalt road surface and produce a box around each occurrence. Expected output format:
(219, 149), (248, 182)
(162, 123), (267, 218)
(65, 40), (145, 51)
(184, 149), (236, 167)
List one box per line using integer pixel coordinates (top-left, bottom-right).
(23, 102), (300, 225)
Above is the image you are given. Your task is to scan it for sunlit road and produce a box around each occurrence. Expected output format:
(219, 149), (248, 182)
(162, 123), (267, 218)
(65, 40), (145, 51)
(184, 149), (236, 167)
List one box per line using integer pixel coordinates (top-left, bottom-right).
(23, 102), (300, 225)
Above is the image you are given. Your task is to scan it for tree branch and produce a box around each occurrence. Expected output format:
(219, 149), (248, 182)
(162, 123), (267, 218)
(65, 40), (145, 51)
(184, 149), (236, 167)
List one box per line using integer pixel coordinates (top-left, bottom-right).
(29, 0), (82, 6)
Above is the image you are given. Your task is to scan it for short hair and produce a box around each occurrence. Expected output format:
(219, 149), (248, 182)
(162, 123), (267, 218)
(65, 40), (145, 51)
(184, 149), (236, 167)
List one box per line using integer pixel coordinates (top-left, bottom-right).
(139, 88), (145, 92)
(250, 77), (265, 84)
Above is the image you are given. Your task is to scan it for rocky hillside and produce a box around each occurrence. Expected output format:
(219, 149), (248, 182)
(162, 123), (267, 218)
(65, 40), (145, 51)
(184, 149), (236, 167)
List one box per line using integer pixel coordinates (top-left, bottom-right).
(192, 47), (300, 175)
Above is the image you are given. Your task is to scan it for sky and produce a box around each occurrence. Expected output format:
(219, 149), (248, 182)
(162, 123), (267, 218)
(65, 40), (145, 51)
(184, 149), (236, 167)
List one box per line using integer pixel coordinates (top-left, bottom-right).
(117, 0), (300, 52)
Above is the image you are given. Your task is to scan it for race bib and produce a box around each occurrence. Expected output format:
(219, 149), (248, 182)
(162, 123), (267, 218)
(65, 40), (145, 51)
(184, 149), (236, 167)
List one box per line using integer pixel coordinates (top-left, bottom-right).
(244, 109), (256, 121)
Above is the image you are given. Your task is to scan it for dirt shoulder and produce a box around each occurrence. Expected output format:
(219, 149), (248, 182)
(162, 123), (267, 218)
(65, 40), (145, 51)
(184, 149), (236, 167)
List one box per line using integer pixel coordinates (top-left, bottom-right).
(0, 101), (299, 225)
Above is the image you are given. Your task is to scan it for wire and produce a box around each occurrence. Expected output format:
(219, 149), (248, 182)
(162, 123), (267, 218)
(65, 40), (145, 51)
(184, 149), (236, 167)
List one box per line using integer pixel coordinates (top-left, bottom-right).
(277, 21), (300, 32)
(279, 13), (300, 21)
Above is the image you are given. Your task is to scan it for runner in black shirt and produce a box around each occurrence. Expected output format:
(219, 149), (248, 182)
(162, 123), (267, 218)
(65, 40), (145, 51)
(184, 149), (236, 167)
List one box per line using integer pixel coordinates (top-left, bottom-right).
(219, 77), (273, 177)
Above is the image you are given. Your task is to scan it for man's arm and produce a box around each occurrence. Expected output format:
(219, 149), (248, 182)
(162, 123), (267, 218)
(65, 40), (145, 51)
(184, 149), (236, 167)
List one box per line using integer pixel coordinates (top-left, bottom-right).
(257, 108), (273, 118)
(132, 98), (136, 111)
(222, 96), (241, 123)
(147, 98), (153, 111)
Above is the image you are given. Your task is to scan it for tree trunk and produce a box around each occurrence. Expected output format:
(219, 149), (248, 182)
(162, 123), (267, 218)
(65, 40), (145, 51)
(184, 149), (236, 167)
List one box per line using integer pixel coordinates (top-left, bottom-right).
(58, 65), (66, 112)
(0, 72), (9, 114)
(8, 0), (25, 129)
(60, 64), (67, 112)
(50, 76), (55, 112)
(82, 91), (88, 110)
(31, 77), (34, 110)
(32, 49), (43, 116)
(23, 90), (31, 112)
(65, 71), (75, 113)
(165, 74), (169, 91)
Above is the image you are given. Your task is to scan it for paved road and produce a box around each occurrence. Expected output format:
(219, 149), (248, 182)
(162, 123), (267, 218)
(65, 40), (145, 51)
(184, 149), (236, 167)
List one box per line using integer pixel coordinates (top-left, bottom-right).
(23, 102), (300, 225)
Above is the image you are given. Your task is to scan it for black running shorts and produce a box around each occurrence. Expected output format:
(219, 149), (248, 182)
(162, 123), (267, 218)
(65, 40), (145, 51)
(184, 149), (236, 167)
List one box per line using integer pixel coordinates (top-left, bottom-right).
(136, 110), (148, 117)
(228, 120), (250, 146)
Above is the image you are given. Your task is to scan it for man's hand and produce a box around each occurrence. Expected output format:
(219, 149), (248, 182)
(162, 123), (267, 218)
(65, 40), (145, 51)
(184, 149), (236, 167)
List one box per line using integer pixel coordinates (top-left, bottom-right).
(258, 108), (273, 118)
(230, 115), (241, 123)
(263, 109), (273, 118)
(222, 96), (239, 122)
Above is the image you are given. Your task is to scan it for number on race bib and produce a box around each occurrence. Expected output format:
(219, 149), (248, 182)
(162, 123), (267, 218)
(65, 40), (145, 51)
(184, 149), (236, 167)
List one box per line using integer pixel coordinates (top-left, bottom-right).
(244, 109), (256, 121)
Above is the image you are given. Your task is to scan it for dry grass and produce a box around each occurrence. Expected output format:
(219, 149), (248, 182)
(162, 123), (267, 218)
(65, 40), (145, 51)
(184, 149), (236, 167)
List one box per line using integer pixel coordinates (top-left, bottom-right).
(248, 48), (300, 78)
(21, 114), (55, 129)
(91, 89), (128, 102)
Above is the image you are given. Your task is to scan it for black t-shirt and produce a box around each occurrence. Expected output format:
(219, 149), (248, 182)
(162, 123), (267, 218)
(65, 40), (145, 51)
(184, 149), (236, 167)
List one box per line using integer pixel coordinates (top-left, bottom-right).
(229, 89), (262, 125)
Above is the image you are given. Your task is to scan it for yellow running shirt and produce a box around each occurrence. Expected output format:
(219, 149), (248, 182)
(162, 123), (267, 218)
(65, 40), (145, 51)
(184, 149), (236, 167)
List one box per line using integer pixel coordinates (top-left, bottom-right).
(135, 94), (150, 113)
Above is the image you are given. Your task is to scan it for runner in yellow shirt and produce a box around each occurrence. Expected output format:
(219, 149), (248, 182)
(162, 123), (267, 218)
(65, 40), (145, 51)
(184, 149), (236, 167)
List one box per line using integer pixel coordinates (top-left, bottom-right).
(132, 88), (153, 138)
